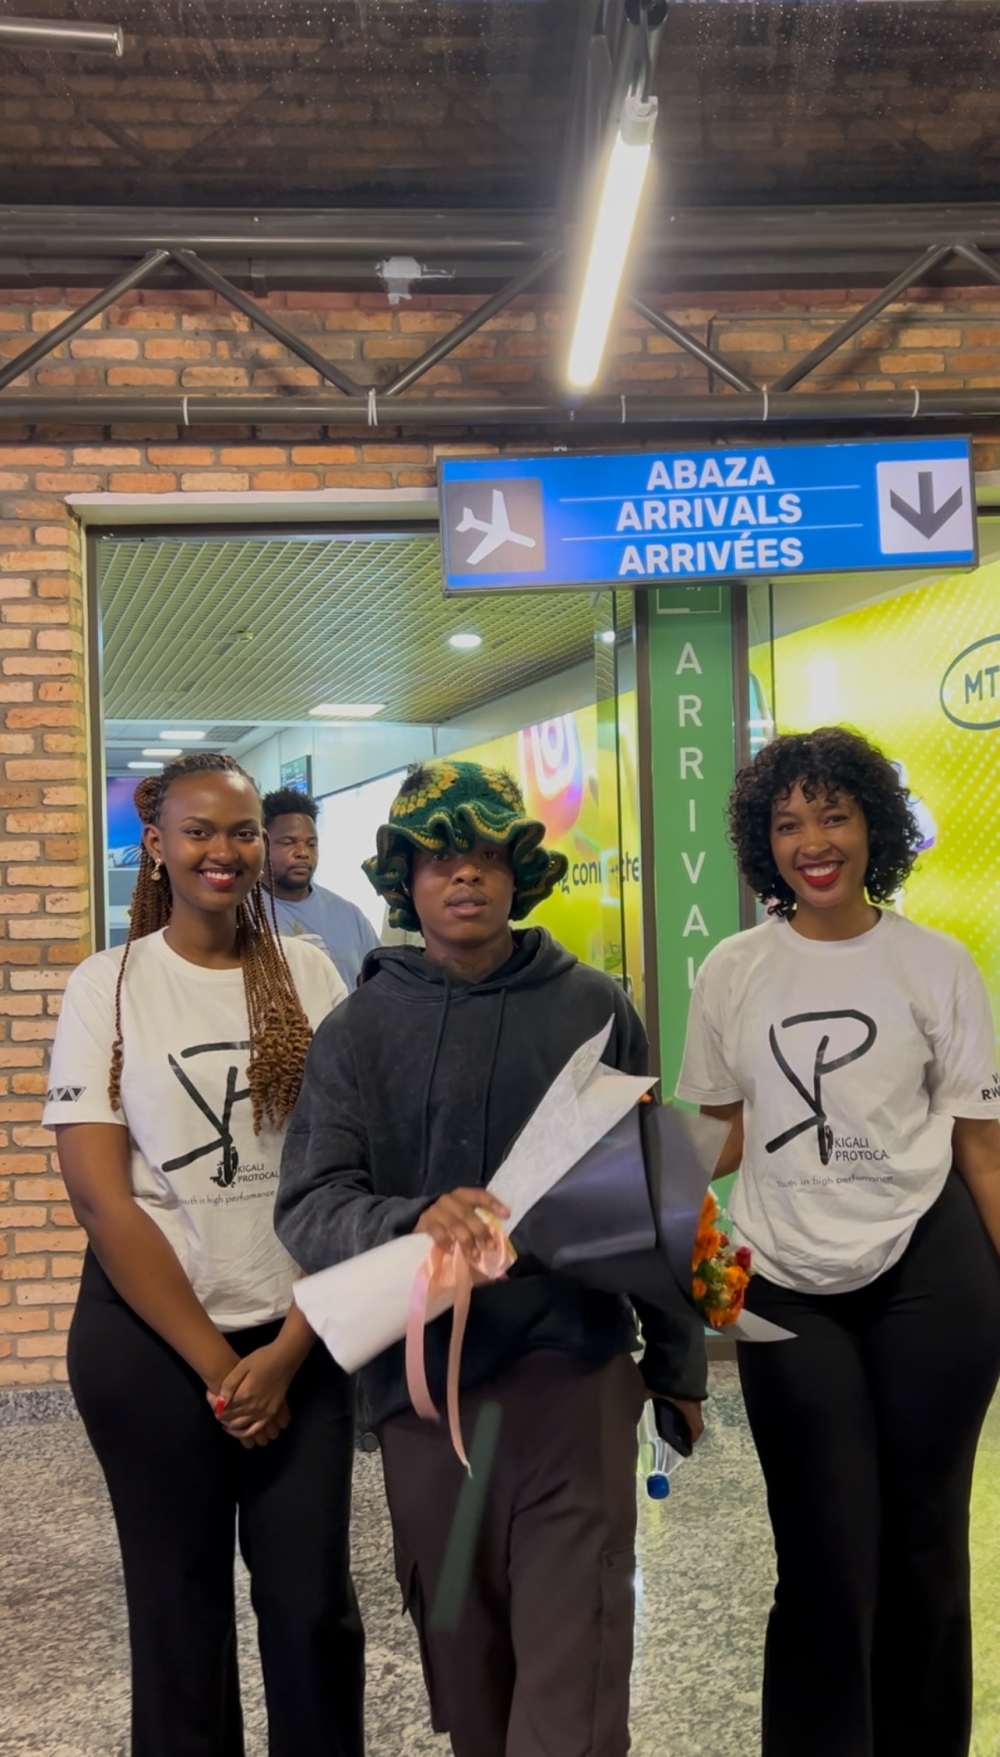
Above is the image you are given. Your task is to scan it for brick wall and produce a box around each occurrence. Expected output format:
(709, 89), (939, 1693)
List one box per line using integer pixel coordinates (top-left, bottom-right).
(0, 487), (84, 1386)
(2, 279), (1000, 1387)
(3, 1), (999, 210)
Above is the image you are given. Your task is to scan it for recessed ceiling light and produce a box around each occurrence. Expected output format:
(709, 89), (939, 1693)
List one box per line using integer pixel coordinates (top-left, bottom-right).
(308, 703), (385, 718)
(161, 729), (205, 741)
(599, 630), (616, 645)
(128, 761), (163, 770)
(449, 633), (482, 650)
(143, 747), (181, 758)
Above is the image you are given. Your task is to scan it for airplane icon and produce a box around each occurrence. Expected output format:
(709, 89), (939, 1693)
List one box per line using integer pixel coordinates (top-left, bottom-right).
(456, 488), (538, 565)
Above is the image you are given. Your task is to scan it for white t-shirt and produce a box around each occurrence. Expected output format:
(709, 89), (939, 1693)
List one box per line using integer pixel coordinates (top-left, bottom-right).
(676, 911), (1000, 1292)
(42, 931), (346, 1330)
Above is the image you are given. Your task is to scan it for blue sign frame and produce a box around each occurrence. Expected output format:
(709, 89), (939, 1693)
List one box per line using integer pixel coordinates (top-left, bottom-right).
(439, 438), (977, 594)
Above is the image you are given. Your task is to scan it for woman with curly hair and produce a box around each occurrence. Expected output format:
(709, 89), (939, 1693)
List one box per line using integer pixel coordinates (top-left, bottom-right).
(677, 726), (1000, 1757)
(43, 753), (364, 1757)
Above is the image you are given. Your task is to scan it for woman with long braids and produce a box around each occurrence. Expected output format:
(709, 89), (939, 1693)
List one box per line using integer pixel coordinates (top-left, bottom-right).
(44, 753), (364, 1757)
(677, 727), (1000, 1757)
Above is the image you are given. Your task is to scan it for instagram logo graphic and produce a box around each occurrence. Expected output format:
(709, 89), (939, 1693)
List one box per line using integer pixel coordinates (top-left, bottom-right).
(520, 715), (584, 837)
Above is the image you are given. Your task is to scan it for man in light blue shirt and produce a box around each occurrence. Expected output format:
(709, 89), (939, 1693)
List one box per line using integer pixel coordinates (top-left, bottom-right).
(262, 788), (379, 991)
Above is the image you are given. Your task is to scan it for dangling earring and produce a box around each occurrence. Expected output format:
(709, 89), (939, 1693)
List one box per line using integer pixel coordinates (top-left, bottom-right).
(152, 859), (163, 882)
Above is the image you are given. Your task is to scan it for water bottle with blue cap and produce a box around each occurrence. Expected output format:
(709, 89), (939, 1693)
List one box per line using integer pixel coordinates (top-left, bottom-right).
(637, 1400), (687, 1500)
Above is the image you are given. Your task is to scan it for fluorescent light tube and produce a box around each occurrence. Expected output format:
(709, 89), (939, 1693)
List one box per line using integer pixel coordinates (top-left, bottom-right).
(142, 747), (181, 758)
(568, 92), (658, 390)
(160, 729), (205, 741)
(309, 703), (385, 718)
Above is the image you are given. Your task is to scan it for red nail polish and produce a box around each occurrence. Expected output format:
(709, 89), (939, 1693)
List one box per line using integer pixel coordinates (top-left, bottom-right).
(214, 1396), (226, 1416)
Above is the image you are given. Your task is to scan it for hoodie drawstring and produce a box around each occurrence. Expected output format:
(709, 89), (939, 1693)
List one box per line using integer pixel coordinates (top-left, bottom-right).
(479, 988), (507, 1183)
(419, 973), (451, 1182)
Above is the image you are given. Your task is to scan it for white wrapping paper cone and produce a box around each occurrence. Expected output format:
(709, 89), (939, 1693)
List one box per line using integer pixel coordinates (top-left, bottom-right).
(730, 1308), (796, 1343)
(295, 1234), (447, 1374)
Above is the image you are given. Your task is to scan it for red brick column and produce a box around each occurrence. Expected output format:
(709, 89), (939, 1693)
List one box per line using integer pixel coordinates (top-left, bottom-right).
(0, 482), (86, 1383)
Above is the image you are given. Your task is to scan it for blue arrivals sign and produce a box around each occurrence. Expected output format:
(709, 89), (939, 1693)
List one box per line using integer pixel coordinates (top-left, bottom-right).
(439, 437), (977, 594)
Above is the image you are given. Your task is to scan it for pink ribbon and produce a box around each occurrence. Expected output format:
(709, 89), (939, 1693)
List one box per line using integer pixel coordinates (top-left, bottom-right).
(405, 1218), (513, 1472)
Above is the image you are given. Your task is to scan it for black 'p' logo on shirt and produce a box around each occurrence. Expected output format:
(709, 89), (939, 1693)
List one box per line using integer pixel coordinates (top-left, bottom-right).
(765, 1010), (877, 1167)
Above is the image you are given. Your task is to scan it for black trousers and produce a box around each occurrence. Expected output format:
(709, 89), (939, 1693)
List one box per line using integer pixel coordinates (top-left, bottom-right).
(379, 1349), (646, 1757)
(737, 1175), (1000, 1757)
(68, 1251), (365, 1757)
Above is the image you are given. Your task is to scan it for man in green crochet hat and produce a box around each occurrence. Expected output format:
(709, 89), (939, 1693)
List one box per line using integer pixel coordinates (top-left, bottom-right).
(278, 759), (707, 1757)
(362, 757), (568, 945)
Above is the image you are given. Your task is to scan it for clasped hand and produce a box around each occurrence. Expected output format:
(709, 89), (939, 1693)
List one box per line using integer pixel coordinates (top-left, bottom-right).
(207, 1342), (293, 1448)
(414, 1186), (511, 1283)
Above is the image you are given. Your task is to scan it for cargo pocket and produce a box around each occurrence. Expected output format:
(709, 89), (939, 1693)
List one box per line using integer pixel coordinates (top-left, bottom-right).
(395, 1550), (449, 1735)
(591, 1547), (637, 1756)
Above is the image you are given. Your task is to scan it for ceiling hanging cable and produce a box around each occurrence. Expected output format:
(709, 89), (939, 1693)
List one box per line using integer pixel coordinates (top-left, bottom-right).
(638, 0), (653, 103)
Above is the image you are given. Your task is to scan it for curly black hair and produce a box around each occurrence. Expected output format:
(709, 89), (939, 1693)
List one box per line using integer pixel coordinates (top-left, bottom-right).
(261, 786), (318, 827)
(729, 727), (923, 918)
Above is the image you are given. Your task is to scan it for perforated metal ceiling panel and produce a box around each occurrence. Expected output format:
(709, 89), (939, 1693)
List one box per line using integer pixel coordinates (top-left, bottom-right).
(98, 533), (596, 725)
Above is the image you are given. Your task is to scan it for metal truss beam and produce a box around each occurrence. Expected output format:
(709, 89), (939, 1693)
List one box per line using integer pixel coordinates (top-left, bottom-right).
(627, 297), (758, 394)
(0, 242), (566, 405)
(770, 245), (955, 393)
(0, 250), (168, 393)
(1, 389), (999, 430)
(172, 249), (361, 397)
(2, 211), (1000, 427)
(4, 204), (1000, 294)
(382, 249), (563, 399)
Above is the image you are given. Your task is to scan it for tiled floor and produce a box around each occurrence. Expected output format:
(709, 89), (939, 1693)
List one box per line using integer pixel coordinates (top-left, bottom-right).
(1, 1365), (997, 1756)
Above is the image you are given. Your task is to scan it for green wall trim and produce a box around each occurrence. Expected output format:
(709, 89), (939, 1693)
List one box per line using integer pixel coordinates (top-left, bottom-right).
(647, 583), (741, 1098)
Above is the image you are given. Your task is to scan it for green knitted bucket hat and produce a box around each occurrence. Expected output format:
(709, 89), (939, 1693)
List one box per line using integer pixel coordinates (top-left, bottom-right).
(363, 760), (569, 933)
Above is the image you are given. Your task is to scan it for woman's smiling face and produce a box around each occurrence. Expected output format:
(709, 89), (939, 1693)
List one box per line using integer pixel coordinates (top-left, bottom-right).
(770, 780), (871, 915)
(143, 770), (265, 918)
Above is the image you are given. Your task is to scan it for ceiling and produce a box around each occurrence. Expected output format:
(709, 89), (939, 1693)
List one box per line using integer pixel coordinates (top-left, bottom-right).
(97, 529), (597, 756)
(2, 1), (999, 212)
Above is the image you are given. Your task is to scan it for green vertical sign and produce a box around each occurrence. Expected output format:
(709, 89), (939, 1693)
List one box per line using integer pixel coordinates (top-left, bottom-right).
(647, 583), (741, 1098)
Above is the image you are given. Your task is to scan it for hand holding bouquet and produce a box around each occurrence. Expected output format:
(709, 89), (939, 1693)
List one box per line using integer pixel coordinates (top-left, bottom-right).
(692, 1191), (753, 1329)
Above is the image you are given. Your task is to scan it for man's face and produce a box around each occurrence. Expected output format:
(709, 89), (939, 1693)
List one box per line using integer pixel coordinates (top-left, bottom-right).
(410, 839), (516, 955)
(267, 812), (319, 897)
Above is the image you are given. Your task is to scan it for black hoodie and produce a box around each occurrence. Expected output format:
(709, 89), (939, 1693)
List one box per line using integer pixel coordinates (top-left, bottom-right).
(276, 928), (707, 1425)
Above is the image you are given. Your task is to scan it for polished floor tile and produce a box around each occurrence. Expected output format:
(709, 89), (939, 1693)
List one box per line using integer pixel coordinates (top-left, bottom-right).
(0, 1365), (997, 1756)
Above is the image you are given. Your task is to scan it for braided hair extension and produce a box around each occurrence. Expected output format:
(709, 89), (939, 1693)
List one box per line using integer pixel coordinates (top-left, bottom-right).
(109, 752), (314, 1131)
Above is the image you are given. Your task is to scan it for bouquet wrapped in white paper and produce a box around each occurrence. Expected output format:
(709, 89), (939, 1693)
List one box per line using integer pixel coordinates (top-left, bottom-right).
(295, 1020), (789, 1383)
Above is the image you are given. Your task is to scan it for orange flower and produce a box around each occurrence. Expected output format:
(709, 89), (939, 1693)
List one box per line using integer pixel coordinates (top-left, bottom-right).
(692, 1276), (708, 1300)
(711, 1294), (744, 1328)
(724, 1265), (750, 1293)
(693, 1228), (722, 1266)
(698, 1192), (719, 1228)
